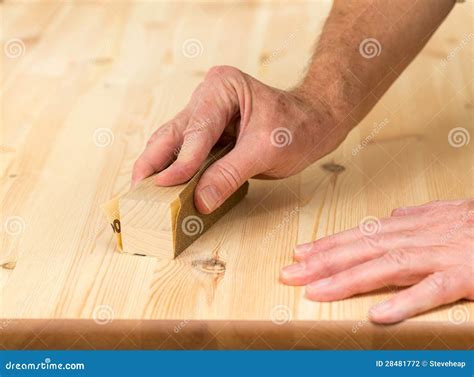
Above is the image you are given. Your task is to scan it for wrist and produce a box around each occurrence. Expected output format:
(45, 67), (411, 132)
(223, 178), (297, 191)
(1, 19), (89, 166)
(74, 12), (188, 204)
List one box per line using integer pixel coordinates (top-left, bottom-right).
(291, 69), (357, 139)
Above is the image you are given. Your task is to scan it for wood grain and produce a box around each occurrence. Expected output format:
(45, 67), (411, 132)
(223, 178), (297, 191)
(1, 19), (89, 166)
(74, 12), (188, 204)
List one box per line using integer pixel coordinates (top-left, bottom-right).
(0, 0), (473, 350)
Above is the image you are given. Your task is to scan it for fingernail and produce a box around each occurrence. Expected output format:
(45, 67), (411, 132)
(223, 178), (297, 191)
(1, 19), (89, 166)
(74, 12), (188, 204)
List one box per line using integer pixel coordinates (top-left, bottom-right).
(308, 277), (332, 289)
(369, 301), (392, 316)
(294, 243), (313, 254)
(198, 185), (221, 212)
(281, 263), (306, 277)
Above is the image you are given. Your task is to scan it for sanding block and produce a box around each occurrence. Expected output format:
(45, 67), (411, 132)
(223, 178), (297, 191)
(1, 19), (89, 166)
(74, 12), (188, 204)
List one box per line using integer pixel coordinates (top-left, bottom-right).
(102, 143), (249, 259)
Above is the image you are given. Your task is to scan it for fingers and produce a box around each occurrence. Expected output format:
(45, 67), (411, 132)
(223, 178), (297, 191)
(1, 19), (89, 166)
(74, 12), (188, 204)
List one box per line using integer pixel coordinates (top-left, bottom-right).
(131, 116), (188, 188)
(283, 230), (440, 286)
(391, 200), (465, 217)
(293, 229), (428, 264)
(369, 267), (471, 324)
(293, 215), (432, 262)
(154, 120), (220, 186)
(283, 199), (474, 323)
(283, 240), (385, 285)
(155, 67), (241, 187)
(304, 249), (438, 301)
(292, 220), (391, 260)
(194, 142), (262, 214)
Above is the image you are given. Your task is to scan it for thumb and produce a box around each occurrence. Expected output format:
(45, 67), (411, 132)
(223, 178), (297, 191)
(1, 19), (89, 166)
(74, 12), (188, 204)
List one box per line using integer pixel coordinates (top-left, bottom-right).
(194, 143), (261, 214)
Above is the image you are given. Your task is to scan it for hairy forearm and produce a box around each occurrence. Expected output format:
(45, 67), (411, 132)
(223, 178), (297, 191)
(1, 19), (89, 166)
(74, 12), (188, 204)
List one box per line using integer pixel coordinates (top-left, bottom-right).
(298, 0), (456, 133)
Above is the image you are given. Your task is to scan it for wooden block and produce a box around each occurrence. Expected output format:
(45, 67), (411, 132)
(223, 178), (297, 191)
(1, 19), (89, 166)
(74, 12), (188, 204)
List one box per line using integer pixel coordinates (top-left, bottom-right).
(103, 144), (249, 259)
(100, 195), (123, 251)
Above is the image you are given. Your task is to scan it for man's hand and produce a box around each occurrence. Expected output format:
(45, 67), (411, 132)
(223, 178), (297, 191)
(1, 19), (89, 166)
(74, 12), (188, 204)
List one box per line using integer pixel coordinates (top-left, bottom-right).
(132, 65), (347, 214)
(280, 199), (474, 324)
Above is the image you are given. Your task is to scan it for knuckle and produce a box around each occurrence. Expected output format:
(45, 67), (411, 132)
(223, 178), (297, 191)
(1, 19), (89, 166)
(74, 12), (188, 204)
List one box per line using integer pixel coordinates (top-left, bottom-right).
(339, 270), (360, 295)
(391, 207), (405, 216)
(171, 161), (196, 180)
(212, 160), (243, 194)
(361, 234), (382, 250)
(426, 273), (449, 296)
(309, 251), (333, 275)
(182, 125), (213, 146)
(153, 123), (180, 141)
(147, 126), (170, 145)
(427, 200), (442, 207)
(206, 65), (240, 80)
(383, 249), (411, 270)
(315, 236), (338, 251)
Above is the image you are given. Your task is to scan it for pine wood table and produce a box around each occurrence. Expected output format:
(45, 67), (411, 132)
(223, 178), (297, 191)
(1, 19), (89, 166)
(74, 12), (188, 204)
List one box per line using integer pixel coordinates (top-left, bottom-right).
(1, 0), (473, 350)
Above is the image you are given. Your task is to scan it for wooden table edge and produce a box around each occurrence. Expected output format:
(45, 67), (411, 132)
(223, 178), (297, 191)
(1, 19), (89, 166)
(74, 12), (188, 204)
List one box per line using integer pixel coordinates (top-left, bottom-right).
(1, 319), (472, 350)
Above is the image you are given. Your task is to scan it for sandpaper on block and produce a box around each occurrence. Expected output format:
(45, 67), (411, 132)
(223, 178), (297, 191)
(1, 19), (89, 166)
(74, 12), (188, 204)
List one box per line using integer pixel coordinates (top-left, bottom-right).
(102, 143), (249, 259)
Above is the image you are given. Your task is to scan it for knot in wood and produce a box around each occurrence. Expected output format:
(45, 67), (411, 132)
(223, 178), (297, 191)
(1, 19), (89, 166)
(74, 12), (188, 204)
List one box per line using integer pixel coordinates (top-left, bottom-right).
(321, 163), (346, 173)
(192, 258), (226, 275)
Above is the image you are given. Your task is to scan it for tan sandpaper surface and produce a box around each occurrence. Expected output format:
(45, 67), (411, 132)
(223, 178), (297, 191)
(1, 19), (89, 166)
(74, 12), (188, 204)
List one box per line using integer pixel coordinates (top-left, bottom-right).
(173, 145), (250, 256)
